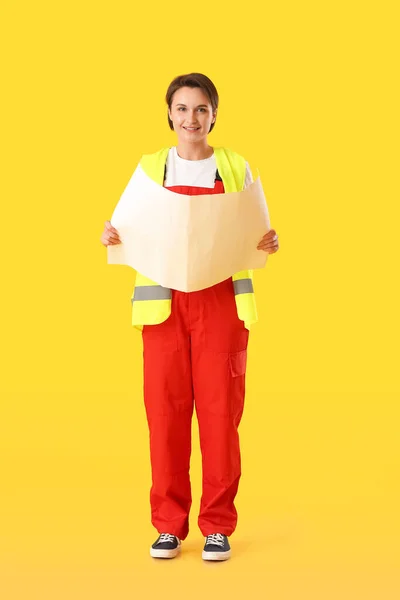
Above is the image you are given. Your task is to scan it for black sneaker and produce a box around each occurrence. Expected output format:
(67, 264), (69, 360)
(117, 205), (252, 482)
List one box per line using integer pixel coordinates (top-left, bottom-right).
(150, 533), (181, 558)
(202, 533), (231, 561)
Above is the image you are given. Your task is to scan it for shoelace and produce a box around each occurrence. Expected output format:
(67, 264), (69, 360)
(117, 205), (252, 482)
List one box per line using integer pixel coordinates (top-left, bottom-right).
(158, 533), (177, 544)
(205, 533), (225, 547)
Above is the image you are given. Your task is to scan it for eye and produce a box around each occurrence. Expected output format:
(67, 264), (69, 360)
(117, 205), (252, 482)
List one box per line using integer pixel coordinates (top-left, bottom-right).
(198, 108), (206, 112)
(178, 107), (186, 111)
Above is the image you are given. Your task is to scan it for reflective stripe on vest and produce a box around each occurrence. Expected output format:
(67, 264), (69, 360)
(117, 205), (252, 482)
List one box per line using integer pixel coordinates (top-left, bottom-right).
(131, 147), (258, 331)
(232, 269), (258, 329)
(132, 285), (172, 301)
(233, 278), (254, 295)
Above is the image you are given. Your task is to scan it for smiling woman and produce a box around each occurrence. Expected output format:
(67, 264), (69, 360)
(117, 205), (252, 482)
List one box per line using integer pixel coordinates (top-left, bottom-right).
(100, 72), (279, 562)
(166, 72), (219, 140)
(167, 87), (217, 158)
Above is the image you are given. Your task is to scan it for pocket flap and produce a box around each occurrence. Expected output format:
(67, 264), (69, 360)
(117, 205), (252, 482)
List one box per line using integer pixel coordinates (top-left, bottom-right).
(229, 349), (247, 377)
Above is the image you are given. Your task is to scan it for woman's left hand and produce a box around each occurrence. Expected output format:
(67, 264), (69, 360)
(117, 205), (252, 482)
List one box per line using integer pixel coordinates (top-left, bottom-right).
(257, 229), (279, 253)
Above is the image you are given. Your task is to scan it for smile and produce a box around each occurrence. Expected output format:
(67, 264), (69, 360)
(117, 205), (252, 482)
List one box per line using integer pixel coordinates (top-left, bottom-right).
(184, 127), (200, 131)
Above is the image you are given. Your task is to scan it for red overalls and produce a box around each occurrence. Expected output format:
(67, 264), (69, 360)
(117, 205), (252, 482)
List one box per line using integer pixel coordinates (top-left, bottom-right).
(142, 173), (249, 540)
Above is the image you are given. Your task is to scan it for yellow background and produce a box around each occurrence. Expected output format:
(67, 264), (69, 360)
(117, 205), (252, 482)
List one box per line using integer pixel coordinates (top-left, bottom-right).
(1, 0), (399, 598)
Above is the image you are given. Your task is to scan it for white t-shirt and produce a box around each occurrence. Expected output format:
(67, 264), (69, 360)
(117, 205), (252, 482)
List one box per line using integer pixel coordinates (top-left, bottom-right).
(164, 146), (253, 189)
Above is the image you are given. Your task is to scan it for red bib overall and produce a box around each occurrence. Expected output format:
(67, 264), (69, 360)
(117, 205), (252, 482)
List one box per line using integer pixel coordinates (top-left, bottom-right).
(142, 173), (249, 540)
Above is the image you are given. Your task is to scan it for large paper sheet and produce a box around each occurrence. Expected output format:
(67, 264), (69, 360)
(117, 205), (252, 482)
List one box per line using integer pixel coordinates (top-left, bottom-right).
(107, 164), (270, 292)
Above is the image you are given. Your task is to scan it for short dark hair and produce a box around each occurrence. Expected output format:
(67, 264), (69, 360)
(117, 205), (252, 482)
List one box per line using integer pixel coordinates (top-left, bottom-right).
(166, 73), (219, 133)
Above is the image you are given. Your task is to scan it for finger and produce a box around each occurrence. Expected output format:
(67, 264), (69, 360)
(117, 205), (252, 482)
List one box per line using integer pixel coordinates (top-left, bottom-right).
(259, 234), (270, 244)
(106, 226), (120, 236)
(261, 234), (277, 245)
(258, 244), (278, 252)
(258, 242), (277, 249)
(260, 247), (277, 253)
(106, 221), (119, 233)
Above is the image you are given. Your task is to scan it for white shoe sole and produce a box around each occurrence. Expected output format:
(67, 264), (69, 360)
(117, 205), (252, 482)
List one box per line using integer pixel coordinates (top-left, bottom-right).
(202, 549), (231, 561)
(150, 544), (181, 559)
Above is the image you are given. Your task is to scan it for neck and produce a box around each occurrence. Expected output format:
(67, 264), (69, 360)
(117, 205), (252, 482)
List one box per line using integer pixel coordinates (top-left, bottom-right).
(175, 141), (214, 161)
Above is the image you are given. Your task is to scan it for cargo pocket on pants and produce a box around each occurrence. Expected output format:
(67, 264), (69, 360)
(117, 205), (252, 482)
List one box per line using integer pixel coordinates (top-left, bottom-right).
(229, 349), (247, 377)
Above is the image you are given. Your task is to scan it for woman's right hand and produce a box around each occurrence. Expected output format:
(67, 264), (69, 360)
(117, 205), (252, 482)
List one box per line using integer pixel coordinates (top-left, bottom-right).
(100, 220), (122, 246)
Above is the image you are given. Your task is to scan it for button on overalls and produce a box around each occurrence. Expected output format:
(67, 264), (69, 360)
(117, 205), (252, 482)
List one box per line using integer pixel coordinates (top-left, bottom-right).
(142, 170), (249, 540)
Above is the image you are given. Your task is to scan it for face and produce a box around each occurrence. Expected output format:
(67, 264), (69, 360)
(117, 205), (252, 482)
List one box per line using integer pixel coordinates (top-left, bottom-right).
(168, 86), (216, 142)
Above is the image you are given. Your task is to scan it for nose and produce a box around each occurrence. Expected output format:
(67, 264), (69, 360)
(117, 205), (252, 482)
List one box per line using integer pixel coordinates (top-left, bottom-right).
(186, 110), (198, 124)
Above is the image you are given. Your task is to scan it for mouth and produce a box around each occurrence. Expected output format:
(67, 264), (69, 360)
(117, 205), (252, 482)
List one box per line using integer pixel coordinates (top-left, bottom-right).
(183, 127), (200, 131)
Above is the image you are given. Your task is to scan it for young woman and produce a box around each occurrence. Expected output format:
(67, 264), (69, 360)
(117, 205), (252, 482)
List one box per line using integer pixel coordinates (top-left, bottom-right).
(101, 73), (279, 561)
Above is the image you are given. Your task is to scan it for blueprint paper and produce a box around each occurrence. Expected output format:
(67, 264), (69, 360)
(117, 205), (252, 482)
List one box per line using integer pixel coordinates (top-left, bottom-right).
(107, 164), (270, 292)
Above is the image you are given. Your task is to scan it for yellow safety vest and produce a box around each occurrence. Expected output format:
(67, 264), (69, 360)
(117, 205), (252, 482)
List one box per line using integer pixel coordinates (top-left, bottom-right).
(131, 146), (258, 331)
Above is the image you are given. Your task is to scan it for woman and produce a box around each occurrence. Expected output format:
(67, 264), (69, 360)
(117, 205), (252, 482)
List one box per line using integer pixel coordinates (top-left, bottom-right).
(101, 73), (279, 561)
